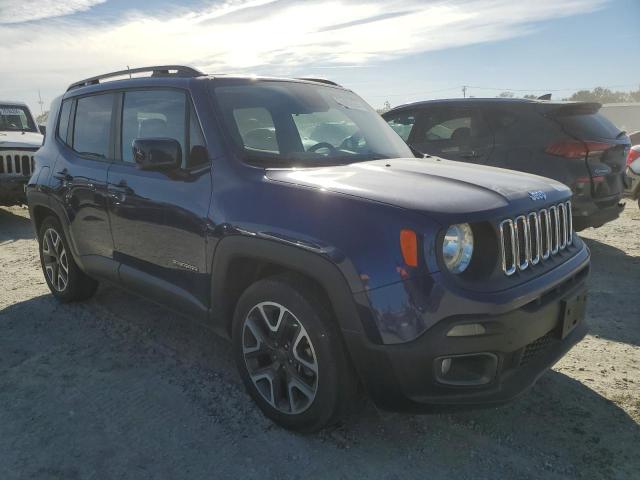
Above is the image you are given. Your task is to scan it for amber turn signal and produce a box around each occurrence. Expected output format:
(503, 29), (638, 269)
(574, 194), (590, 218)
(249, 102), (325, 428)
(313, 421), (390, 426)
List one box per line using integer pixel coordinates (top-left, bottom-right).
(399, 229), (418, 267)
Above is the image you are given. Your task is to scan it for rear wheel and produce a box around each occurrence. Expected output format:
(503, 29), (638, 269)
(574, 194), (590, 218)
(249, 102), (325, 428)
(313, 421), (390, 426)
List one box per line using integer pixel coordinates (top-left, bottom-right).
(38, 216), (98, 302)
(232, 275), (358, 432)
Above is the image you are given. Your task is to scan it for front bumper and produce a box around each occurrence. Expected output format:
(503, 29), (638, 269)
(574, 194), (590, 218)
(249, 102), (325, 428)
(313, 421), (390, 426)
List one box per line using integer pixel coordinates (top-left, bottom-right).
(344, 248), (590, 412)
(0, 176), (28, 205)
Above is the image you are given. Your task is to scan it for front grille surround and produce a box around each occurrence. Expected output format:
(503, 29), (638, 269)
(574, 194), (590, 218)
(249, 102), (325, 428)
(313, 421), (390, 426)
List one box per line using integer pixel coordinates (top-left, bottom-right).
(0, 150), (36, 177)
(499, 201), (573, 276)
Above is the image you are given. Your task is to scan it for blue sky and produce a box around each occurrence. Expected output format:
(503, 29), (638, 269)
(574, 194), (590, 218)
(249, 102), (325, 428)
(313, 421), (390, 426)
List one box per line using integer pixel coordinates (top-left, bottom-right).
(1, 0), (638, 115)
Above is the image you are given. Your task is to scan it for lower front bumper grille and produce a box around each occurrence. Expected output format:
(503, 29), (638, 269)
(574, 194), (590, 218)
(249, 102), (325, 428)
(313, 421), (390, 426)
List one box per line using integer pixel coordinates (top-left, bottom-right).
(519, 330), (558, 367)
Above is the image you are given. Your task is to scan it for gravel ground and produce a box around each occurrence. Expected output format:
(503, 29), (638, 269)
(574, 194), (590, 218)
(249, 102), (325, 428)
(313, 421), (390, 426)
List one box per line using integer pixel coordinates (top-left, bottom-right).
(0, 203), (638, 480)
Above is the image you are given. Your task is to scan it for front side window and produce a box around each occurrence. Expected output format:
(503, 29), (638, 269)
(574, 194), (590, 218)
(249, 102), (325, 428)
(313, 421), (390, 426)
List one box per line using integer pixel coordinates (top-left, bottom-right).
(0, 105), (37, 132)
(212, 81), (413, 167)
(122, 89), (186, 165)
(73, 94), (115, 159)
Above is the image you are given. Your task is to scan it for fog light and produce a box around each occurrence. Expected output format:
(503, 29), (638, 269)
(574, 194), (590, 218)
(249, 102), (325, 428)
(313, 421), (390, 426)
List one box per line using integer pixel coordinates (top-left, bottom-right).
(434, 353), (498, 386)
(446, 323), (486, 337)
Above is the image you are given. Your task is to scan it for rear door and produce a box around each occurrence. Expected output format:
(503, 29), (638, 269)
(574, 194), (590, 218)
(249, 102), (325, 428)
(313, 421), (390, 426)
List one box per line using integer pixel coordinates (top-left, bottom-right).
(51, 93), (116, 278)
(546, 103), (630, 201)
(408, 107), (494, 164)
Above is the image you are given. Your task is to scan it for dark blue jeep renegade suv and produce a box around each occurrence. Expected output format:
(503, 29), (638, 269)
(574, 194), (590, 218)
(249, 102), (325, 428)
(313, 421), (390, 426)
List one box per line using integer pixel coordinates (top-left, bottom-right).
(27, 66), (590, 431)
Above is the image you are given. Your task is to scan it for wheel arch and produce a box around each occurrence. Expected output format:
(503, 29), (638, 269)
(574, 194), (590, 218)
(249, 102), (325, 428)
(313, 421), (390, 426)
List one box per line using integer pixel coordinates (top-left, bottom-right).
(209, 235), (381, 343)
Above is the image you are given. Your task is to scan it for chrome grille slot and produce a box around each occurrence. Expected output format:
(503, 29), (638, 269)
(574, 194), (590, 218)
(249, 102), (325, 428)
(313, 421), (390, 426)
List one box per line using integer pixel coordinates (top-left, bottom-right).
(539, 208), (551, 260)
(514, 215), (529, 271)
(558, 203), (567, 250)
(566, 201), (573, 245)
(498, 201), (575, 276)
(527, 212), (540, 265)
(499, 219), (516, 276)
(549, 206), (559, 254)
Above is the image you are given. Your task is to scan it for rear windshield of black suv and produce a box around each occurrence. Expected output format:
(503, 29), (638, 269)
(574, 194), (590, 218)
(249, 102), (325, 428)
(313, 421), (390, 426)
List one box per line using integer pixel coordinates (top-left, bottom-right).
(211, 80), (413, 167)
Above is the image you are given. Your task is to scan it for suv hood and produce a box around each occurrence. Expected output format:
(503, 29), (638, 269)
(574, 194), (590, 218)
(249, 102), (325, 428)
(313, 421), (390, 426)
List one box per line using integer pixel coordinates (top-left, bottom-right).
(266, 157), (571, 220)
(0, 131), (43, 149)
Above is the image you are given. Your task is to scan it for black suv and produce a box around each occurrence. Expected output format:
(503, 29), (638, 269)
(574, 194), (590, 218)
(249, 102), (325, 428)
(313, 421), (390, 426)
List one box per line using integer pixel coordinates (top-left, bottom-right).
(28, 66), (590, 431)
(384, 98), (630, 231)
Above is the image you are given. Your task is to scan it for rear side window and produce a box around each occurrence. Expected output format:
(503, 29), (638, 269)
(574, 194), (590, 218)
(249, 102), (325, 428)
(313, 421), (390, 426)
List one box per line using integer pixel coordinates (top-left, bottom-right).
(121, 89), (186, 165)
(557, 113), (621, 140)
(57, 100), (72, 145)
(73, 94), (115, 159)
(385, 113), (415, 141)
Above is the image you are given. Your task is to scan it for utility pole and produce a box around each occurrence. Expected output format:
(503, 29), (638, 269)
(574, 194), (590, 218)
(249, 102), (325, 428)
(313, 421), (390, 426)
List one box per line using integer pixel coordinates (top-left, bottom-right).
(462, 85), (467, 98)
(37, 90), (44, 115)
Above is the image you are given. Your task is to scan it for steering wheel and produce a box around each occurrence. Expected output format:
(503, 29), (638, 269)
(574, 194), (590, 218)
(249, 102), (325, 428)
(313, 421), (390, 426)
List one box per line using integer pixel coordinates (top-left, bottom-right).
(339, 132), (363, 151)
(308, 142), (338, 155)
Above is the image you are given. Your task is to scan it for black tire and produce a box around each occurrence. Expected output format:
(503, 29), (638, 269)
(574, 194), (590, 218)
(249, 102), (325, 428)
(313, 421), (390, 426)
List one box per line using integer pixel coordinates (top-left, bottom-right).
(38, 216), (98, 302)
(232, 275), (358, 432)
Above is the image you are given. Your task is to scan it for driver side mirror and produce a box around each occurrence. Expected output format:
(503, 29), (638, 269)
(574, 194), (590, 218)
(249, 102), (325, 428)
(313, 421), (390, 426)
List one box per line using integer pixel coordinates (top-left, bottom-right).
(132, 138), (181, 171)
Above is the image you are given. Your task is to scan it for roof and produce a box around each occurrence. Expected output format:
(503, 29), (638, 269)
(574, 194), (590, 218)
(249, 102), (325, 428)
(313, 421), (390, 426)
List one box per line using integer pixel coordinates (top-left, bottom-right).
(384, 97), (597, 115)
(65, 65), (343, 94)
(0, 100), (30, 108)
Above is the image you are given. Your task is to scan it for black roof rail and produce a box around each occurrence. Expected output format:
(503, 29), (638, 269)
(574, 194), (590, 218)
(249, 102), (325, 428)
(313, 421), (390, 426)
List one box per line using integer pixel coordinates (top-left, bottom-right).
(297, 77), (340, 87)
(67, 65), (205, 91)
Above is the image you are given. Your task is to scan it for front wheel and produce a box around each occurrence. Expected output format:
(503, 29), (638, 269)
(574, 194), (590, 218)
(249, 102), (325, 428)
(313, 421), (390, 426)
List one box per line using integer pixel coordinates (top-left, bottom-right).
(232, 276), (358, 432)
(38, 216), (98, 302)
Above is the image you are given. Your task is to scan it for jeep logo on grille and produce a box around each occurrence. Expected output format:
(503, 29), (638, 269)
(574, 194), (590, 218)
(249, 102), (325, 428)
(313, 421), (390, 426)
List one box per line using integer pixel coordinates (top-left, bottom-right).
(528, 190), (546, 201)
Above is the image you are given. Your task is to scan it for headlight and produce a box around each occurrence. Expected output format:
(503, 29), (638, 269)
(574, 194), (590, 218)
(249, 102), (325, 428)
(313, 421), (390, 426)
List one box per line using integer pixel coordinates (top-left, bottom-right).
(442, 223), (474, 274)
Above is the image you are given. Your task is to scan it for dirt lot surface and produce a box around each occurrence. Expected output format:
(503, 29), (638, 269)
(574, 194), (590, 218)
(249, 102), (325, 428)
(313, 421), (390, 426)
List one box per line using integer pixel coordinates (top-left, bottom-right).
(1, 203), (638, 480)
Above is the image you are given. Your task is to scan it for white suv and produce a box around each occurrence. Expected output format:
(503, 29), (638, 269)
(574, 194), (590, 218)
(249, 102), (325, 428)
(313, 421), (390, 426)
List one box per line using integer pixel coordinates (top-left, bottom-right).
(0, 101), (43, 205)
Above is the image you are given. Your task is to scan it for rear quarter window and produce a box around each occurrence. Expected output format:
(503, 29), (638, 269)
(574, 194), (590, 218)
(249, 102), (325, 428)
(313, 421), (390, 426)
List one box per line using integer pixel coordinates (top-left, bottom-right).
(384, 113), (415, 141)
(57, 100), (72, 145)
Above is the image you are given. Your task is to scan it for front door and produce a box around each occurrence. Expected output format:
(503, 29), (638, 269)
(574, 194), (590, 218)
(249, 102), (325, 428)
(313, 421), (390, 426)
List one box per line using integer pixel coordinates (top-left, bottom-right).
(107, 89), (212, 316)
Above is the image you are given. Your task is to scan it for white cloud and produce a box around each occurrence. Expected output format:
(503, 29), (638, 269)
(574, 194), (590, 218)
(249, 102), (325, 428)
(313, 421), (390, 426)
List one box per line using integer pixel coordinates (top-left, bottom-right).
(0, 0), (607, 110)
(0, 0), (106, 24)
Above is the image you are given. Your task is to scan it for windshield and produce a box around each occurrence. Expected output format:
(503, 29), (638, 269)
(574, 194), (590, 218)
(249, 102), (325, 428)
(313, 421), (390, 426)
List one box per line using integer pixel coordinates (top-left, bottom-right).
(212, 81), (413, 167)
(0, 105), (37, 132)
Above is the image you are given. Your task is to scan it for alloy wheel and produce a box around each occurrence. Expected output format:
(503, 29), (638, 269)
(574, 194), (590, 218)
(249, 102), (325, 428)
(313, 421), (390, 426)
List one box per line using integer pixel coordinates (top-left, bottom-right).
(42, 228), (69, 292)
(242, 301), (319, 415)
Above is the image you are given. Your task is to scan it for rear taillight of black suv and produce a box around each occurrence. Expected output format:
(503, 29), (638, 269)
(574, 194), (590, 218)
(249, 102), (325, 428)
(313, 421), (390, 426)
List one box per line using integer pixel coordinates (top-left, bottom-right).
(545, 140), (615, 159)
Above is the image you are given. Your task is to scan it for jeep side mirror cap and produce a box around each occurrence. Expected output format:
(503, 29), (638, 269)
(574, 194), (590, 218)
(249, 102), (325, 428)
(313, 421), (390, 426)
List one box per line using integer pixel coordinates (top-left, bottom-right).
(132, 138), (181, 171)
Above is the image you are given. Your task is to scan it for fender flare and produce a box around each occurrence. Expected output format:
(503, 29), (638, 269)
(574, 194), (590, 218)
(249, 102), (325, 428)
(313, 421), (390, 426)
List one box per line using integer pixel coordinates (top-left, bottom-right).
(209, 234), (382, 343)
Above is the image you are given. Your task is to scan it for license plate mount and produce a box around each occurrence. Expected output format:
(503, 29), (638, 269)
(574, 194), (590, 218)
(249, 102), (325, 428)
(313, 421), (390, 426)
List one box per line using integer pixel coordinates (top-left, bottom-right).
(561, 290), (587, 339)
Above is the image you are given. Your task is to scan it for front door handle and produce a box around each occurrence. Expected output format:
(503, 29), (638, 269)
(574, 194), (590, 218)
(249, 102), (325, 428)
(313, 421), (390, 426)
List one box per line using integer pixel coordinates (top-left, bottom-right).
(53, 169), (73, 182)
(108, 180), (134, 203)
